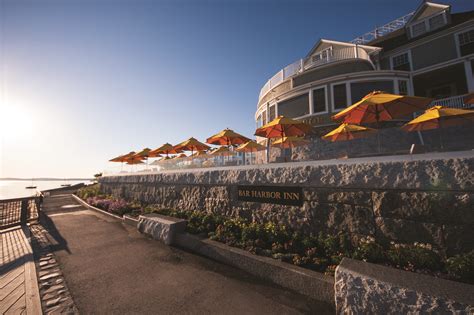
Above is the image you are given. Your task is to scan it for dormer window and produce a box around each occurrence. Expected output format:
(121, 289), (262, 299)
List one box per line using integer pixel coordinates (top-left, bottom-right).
(429, 14), (445, 30)
(409, 11), (447, 38)
(412, 21), (427, 37)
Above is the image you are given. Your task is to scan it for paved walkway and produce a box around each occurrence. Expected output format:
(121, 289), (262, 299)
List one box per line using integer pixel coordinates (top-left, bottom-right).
(41, 192), (332, 314)
(0, 226), (42, 314)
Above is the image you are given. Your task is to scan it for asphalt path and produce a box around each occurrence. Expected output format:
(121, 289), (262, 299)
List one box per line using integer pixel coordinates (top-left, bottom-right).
(40, 193), (333, 314)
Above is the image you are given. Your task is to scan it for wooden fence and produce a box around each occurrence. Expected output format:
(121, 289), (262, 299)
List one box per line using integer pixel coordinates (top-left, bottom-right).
(0, 196), (40, 229)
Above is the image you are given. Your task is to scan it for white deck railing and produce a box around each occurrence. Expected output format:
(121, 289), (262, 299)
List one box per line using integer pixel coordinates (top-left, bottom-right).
(430, 94), (471, 109)
(259, 47), (372, 101)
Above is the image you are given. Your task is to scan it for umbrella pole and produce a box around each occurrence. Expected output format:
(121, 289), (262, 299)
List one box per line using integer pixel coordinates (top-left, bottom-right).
(375, 105), (381, 153)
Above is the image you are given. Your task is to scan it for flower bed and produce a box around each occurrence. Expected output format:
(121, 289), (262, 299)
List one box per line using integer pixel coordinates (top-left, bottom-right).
(77, 184), (474, 284)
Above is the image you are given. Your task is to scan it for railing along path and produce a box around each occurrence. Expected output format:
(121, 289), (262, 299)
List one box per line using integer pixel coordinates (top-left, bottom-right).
(0, 196), (40, 229)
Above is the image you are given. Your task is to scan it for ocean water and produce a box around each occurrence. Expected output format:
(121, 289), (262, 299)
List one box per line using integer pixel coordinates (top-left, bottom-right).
(0, 180), (93, 199)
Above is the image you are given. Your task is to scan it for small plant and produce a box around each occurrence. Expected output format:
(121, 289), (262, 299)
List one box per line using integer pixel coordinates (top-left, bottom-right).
(77, 184), (101, 199)
(446, 251), (474, 283)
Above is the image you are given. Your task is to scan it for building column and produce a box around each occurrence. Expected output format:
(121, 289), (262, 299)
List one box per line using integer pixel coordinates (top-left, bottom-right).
(464, 60), (474, 92)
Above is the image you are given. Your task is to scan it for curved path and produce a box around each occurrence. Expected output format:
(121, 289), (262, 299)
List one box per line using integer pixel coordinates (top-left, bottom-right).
(41, 192), (333, 314)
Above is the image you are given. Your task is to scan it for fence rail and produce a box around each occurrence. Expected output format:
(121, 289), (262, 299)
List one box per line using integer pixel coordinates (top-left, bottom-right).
(0, 196), (40, 229)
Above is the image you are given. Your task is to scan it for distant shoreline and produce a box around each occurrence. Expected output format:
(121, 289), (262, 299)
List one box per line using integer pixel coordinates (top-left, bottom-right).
(0, 178), (94, 181)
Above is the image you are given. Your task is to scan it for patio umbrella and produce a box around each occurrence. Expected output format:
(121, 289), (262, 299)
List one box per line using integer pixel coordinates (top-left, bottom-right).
(272, 136), (309, 148)
(255, 116), (312, 139)
(210, 146), (232, 156)
(236, 141), (266, 165)
(172, 153), (188, 159)
(174, 137), (211, 158)
(191, 150), (209, 157)
(322, 123), (376, 142)
(271, 136), (309, 162)
(150, 156), (171, 165)
(109, 151), (136, 171)
(109, 151), (135, 162)
(402, 106), (474, 132)
(464, 93), (474, 106)
(402, 106), (474, 150)
(135, 148), (159, 169)
(206, 128), (250, 147)
(332, 91), (433, 125)
(150, 143), (182, 158)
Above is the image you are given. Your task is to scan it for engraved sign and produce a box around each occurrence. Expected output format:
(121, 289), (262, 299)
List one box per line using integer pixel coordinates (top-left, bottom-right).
(237, 185), (303, 206)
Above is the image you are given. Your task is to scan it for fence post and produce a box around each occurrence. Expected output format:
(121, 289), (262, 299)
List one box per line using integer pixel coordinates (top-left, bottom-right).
(20, 199), (28, 225)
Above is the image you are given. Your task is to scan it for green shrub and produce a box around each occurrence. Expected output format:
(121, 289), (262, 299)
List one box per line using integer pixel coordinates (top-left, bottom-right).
(77, 184), (101, 199)
(446, 251), (474, 284)
(353, 237), (386, 263)
(387, 243), (442, 272)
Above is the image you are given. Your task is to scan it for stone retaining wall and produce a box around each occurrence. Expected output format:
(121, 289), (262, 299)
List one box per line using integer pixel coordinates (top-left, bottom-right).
(100, 151), (474, 255)
(335, 258), (474, 313)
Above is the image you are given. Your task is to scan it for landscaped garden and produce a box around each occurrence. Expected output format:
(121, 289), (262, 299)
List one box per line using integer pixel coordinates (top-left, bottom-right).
(77, 184), (474, 284)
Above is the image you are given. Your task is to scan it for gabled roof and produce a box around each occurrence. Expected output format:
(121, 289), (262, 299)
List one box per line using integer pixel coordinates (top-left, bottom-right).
(368, 10), (474, 52)
(306, 39), (381, 58)
(406, 1), (450, 26)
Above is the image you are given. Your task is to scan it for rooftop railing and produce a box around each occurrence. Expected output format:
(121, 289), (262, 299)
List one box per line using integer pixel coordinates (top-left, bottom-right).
(259, 47), (373, 102)
(430, 94), (472, 109)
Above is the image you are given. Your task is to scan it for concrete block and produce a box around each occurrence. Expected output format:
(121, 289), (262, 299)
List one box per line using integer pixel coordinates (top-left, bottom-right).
(137, 214), (187, 245)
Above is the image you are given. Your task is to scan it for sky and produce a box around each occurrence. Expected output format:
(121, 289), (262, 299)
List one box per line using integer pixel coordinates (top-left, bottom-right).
(1, 0), (473, 178)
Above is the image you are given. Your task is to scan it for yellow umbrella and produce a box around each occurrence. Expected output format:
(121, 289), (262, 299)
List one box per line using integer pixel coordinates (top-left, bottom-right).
(272, 136), (309, 149)
(191, 151), (209, 157)
(109, 151), (135, 162)
(236, 141), (266, 165)
(332, 91), (433, 125)
(322, 123), (376, 142)
(255, 116), (312, 139)
(150, 143), (182, 158)
(402, 106), (474, 132)
(210, 146), (233, 156)
(172, 153), (188, 159)
(174, 137), (211, 158)
(206, 128), (250, 146)
(235, 141), (266, 153)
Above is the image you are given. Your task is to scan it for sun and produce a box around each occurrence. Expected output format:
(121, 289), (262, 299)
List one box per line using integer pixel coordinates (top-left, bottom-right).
(0, 103), (35, 139)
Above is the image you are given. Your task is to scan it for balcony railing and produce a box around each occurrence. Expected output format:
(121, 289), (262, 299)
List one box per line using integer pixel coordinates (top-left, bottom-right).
(0, 196), (40, 229)
(430, 94), (472, 109)
(259, 47), (373, 102)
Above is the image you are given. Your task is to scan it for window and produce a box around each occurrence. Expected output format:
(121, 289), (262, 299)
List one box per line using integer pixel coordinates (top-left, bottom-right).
(392, 53), (410, 71)
(458, 30), (474, 56)
(269, 105), (276, 121)
(429, 14), (445, 30)
(256, 115), (262, 128)
(262, 110), (267, 126)
(398, 80), (408, 95)
(277, 94), (309, 118)
(312, 87), (326, 113)
(412, 21), (427, 37)
(333, 84), (347, 110)
(350, 81), (394, 103)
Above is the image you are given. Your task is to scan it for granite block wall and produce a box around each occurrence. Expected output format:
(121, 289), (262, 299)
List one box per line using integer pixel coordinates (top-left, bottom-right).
(100, 152), (474, 255)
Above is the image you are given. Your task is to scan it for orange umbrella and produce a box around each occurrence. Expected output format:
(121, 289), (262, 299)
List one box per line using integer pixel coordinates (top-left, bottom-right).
(206, 128), (250, 146)
(332, 91), (433, 125)
(210, 146), (233, 156)
(272, 136), (309, 148)
(255, 116), (312, 139)
(172, 153), (188, 159)
(402, 106), (474, 132)
(174, 137), (211, 157)
(191, 150), (209, 157)
(150, 143), (182, 158)
(109, 151), (135, 162)
(236, 141), (266, 165)
(322, 123), (376, 142)
(464, 93), (474, 105)
(235, 141), (266, 153)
